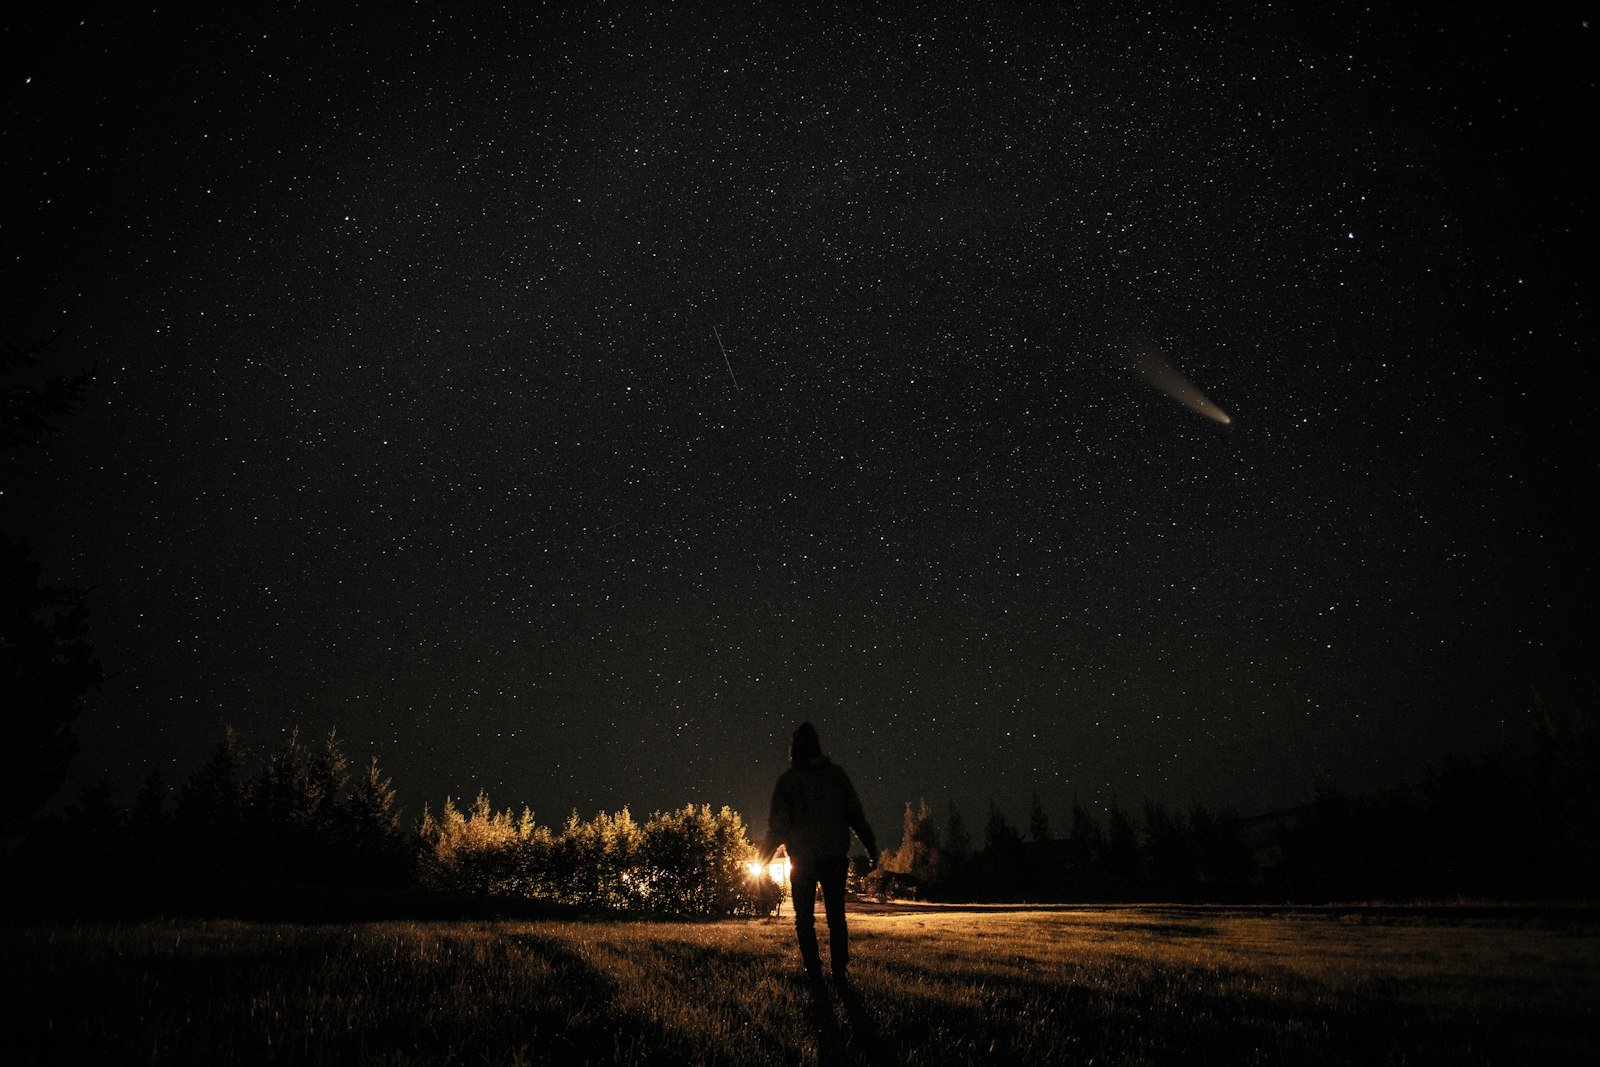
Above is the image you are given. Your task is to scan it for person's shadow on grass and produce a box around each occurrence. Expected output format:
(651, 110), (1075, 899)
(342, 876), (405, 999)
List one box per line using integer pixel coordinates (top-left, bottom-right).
(804, 977), (885, 1067)
(803, 976), (846, 1065)
(837, 980), (884, 1061)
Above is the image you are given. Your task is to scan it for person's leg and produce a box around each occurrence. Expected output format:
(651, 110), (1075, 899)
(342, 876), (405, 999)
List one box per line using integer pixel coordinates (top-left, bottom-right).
(819, 856), (850, 980)
(790, 861), (822, 976)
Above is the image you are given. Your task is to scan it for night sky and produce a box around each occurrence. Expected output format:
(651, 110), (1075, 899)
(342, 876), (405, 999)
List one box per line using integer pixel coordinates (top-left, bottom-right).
(5, 4), (1594, 841)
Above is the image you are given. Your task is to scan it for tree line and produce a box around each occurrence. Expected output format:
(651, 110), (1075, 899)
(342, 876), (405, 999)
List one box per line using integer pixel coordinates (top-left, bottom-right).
(418, 792), (774, 916)
(879, 686), (1599, 903)
(877, 792), (1255, 903)
(18, 677), (1599, 913)
(17, 677), (1599, 913)
(17, 725), (776, 918)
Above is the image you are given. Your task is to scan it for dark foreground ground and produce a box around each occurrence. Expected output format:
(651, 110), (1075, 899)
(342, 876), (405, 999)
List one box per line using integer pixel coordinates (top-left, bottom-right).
(5, 902), (1597, 1065)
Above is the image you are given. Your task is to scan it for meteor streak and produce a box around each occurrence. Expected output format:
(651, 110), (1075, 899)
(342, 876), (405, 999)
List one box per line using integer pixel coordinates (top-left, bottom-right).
(1130, 348), (1232, 425)
(713, 326), (740, 393)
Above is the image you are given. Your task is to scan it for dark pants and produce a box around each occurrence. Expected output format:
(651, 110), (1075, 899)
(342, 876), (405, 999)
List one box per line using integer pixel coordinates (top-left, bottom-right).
(790, 854), (850, 977)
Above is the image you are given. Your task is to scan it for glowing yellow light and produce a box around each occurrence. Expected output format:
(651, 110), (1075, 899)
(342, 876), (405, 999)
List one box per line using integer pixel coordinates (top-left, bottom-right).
(746, 855), (791, 883)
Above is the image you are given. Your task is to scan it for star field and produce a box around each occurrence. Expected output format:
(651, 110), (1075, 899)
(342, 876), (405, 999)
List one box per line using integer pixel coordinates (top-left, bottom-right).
(4, 4), (1593, 837)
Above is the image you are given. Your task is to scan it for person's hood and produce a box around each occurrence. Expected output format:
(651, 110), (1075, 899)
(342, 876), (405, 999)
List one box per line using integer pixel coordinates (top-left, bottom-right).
(790, 720), (823, 762)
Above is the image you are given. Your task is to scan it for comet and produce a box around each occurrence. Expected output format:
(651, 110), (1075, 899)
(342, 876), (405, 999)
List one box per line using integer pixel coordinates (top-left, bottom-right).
(1130, 348), (1232, 425)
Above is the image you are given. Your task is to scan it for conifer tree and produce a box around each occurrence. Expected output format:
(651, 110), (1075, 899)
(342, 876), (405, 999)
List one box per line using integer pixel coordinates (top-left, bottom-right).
(945, 800), (973, 863)
(126, 770), (171, 874)
(0, 338), (103, 835)
(984, 799), (1022, 855)
(307, 728), (351, 829)
(1067, 798), (1107, 880)
(1104, 798), (1142, 885)
(889, 799), (943, 887)
(1028, 790), (1053, 842)
(344, 755), (400, 837)
(338, 754), (410, 886)
(176, 725), (246, 871)
(0, 535), (106, 835)
(253, 727), (316, 830)
(1141, 799), (1195, 895)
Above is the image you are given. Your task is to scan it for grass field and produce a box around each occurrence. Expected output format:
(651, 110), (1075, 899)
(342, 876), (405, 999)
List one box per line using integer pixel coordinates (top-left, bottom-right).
(5, 904), (1596, 1065)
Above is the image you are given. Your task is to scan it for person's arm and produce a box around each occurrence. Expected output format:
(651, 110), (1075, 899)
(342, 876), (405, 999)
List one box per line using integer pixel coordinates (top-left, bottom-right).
(757, 776), (791, 865)
(844, 774), (878, 867)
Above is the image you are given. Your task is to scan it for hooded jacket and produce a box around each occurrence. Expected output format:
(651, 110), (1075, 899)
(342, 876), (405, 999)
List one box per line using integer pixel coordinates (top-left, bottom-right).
(761, 754), (877, 866)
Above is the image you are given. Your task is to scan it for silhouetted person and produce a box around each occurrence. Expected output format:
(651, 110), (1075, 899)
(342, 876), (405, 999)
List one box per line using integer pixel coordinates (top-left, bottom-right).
(758, 721), (878, 985)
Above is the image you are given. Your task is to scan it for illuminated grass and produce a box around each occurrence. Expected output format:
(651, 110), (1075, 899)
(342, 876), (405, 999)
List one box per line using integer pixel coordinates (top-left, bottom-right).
(4, 906), (1595, 1064)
